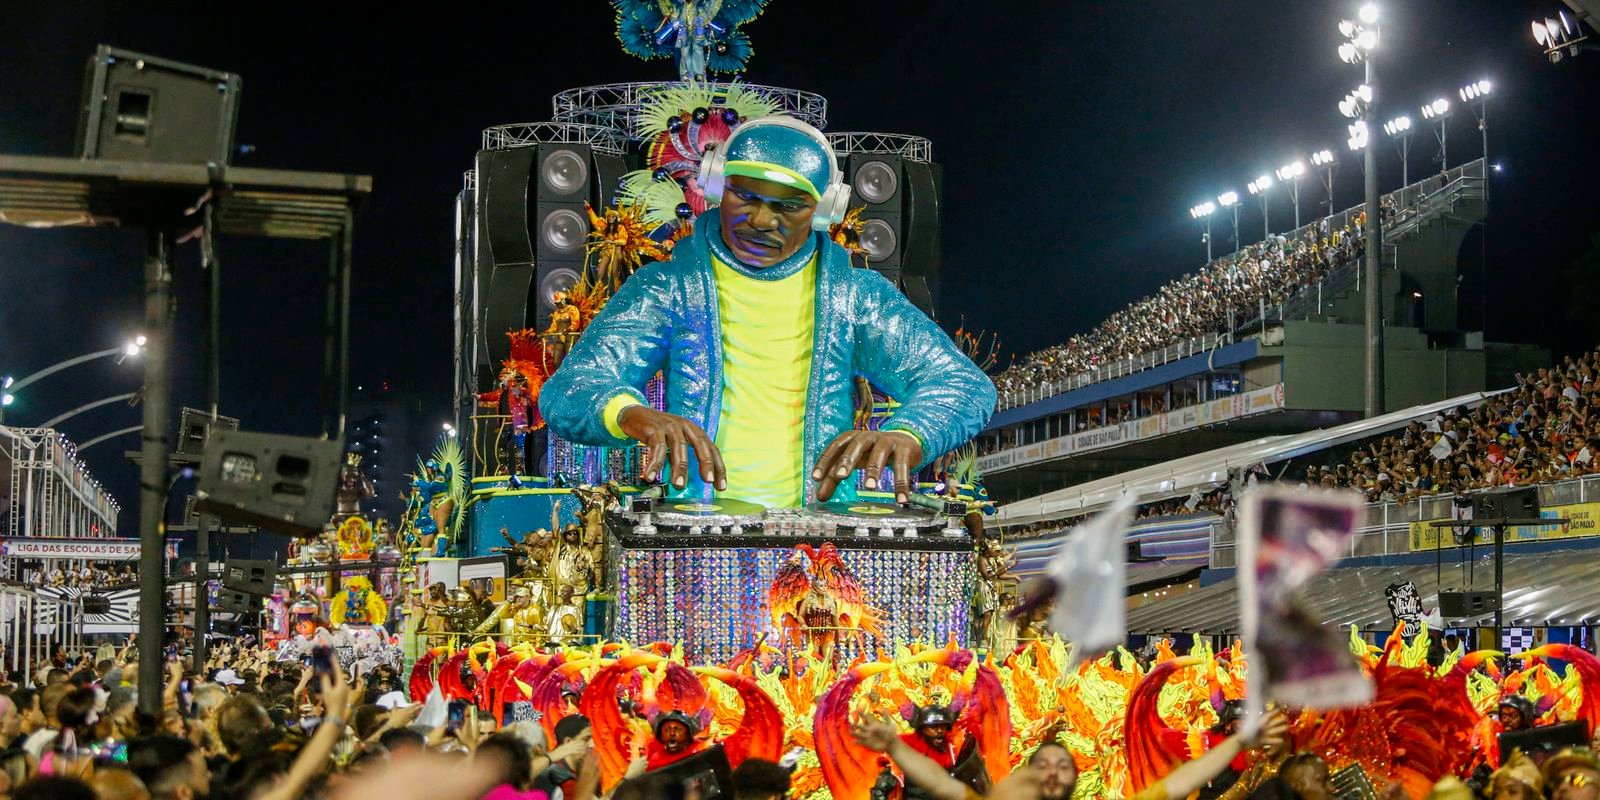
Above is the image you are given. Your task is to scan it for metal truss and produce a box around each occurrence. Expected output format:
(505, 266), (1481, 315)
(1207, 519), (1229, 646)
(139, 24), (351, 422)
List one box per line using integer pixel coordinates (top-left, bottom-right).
(480, 122), (630, 155)
(551, 81), (829, 141)
(826, 132), (933, 163)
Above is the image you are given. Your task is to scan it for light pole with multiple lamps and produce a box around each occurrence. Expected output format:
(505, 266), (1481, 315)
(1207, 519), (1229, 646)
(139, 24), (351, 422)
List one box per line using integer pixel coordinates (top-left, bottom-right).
(1383, 114), (1413, 186)
(1189, 201), (1217, 263)
(1421, 97), (1452, 174)
(1311, 149), (1339, 220)
(1339, 3), (1384, 418)
(1246, 174), (1274, 240)
(1217, 191), (1241, 257)
(1275, 160), (1306, 230)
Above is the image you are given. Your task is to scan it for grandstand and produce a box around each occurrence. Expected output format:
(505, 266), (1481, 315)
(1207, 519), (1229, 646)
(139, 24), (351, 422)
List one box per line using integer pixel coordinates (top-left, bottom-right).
(996, 340), (1600, 649)
(978, 159), (1547, 503)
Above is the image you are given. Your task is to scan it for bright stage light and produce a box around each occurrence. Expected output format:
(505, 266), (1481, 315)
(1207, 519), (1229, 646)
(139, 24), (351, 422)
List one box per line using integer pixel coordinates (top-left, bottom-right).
(1356, 29), (1379, 50)
(135, 334), (148, 347)
(123, 342), (140, 357)
(1359, 4), (1379, 25)
(1340, 19), (1358, 38)
(1356, 84), (1373, 103)
(1190, 201), (1216, 219)
(1217, 191), (1239, 207)
(1382, 115), (1411, 136)
(1276, 161), (1305, 180)
(1247, 175), (1273, 195)
(1421, 97), (1451, 119)
(1311, 149), (1335, 166)
(1, 393), (12, 407)
(1338, 42), (1360, 63)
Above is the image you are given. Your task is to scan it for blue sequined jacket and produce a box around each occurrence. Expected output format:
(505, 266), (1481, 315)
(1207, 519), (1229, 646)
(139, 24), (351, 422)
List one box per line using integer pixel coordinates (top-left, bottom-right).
(539, 214), (996, 503)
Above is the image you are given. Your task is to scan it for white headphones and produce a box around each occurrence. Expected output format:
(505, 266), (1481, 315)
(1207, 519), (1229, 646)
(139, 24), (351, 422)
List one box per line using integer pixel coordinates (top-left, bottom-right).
(697, 116), (853, 232)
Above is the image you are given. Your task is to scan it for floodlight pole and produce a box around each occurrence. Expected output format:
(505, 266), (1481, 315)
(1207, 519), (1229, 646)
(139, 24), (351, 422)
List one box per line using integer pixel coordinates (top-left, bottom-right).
(1363, 54), (1385, 418)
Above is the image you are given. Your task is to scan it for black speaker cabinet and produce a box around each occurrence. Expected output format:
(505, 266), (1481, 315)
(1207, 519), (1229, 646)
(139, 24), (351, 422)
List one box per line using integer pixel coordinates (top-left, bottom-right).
(1438, 590), (1500, 617)
(216, 589), (261, 616)
(194, 430), (344, 537)
(81, 595), (112, 616)
(222, 559), (276, 597)
(76, 45), (241, 164)
(1470, 486), (1540, 521)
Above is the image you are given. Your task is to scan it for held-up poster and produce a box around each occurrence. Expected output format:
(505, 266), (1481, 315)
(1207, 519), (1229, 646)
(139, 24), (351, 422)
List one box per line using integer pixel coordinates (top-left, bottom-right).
(1238, 486), (1373, 735)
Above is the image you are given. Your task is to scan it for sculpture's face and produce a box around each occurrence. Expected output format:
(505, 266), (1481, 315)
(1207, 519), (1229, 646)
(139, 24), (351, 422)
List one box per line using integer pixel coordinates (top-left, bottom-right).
(718, 175), (816, 268)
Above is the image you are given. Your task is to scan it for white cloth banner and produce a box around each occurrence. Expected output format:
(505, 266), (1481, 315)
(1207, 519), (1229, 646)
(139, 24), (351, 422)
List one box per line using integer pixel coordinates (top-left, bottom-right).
(0, 537), (144, 560)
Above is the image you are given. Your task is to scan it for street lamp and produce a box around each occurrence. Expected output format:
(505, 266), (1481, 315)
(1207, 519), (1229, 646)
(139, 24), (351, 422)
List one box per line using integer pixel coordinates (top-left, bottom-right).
(1311, 149), (1339, 220)
(1189, 201), (1217, 262)
(1421, 97), (1452, 171)
(1217, 191), (1241, 256)
(442, 422), (458, 437)
(0, 336), (146, 423)
(1275, 160), (1307, 230)
(1246, 174), (1274, 240)
(1383, 114), (1413, 185)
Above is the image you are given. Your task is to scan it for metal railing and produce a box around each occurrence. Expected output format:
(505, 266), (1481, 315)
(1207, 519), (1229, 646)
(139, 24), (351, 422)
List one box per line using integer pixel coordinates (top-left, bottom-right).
(0, 584), (83, 684)
(993, 159), (1486, 414)
(995, 331), (1236, 411)
(1209, 471), (1600, 569)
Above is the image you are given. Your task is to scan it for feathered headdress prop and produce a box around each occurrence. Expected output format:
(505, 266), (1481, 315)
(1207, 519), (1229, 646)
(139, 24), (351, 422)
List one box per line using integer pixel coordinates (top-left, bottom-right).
(617, 81), (782, 235)
(612, 1), (771, 76)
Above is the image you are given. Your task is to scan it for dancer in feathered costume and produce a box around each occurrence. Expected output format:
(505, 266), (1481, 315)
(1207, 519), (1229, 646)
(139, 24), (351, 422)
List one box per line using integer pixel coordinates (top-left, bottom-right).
(612, 1), (770, 81)
(770, 543), (886, 664)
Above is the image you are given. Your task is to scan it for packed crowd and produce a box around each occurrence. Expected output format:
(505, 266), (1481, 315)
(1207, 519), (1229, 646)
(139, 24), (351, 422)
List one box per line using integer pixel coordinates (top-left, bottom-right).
(1307, 349), (1600, 502)
(0, 637), (1303, 800)
(14, 564), (136, 590)
(992, 216), (1367, 404)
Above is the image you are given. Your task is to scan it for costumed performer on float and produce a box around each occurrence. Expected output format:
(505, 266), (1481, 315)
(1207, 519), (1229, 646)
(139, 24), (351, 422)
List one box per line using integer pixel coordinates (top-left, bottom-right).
(540, 116), (995, 507)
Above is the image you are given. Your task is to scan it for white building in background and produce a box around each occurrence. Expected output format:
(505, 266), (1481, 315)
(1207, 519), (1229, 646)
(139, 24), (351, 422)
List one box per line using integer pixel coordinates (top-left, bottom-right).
(0, 426), (120, 578)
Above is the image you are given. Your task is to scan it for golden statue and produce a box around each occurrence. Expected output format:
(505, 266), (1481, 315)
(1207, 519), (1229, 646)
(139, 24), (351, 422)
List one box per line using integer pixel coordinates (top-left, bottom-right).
(471, 584), (546, 638)
(544, 585), (583, 644)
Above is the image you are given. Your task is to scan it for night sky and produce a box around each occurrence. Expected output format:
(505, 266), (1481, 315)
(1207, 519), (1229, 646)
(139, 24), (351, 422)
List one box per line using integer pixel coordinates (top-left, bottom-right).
(2, 1), (1597, 530)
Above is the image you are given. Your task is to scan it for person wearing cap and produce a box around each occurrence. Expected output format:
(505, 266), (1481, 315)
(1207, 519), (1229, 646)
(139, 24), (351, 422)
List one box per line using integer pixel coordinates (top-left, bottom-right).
(1544, 747), (1600, 800)
(212, 669), (246, 693)
(541, 116), (994, 509)
(643, 710), (707, 772)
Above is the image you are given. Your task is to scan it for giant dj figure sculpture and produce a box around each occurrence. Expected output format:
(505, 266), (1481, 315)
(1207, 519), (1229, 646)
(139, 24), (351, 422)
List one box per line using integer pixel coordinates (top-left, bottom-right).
(542, 117), (994, 507)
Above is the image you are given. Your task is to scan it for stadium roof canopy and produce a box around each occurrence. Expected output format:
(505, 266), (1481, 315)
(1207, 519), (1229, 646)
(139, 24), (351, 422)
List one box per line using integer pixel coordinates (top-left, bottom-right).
(1125, 549), (1600, 635)
(995, 390), (1504, 528)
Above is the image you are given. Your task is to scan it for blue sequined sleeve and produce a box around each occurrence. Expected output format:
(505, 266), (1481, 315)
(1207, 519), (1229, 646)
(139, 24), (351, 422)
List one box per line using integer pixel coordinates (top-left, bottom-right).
(849, 270), (997, 467)
(539, 264), (675, 448)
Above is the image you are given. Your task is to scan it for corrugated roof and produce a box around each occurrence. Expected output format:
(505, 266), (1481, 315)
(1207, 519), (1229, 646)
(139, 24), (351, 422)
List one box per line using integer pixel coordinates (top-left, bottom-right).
(1124, 548), (1600, 635)
(996, 390), (1504, 527)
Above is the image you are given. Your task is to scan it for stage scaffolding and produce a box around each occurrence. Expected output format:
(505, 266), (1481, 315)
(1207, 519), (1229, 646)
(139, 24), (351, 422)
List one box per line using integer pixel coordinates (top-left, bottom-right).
(1, 426), (119, 579)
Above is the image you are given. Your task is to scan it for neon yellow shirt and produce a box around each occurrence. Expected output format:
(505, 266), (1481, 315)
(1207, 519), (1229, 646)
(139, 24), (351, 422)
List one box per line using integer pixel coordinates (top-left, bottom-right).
(709, 253), (815, 508)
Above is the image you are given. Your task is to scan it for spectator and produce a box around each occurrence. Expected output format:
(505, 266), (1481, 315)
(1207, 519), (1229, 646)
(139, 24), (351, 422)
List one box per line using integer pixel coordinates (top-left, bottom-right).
(732, 757), (792, 800)
(128, 735), (212, 800)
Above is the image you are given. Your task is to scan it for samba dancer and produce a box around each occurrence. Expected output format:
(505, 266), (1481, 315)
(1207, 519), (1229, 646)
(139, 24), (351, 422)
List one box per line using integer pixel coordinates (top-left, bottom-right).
(541, 117), (994, 507)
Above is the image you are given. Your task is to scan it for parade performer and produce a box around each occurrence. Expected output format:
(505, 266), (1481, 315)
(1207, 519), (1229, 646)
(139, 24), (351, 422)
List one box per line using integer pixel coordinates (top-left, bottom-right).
(329, 576), (389, 627)
(541, 116), (995, 508)
(334, 453), (376, 521)
(472, 584), (546, 638)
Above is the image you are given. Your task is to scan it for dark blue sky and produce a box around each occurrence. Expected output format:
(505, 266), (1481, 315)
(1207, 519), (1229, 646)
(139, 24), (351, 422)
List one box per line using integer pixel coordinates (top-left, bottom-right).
(2, 1), (1597, 529)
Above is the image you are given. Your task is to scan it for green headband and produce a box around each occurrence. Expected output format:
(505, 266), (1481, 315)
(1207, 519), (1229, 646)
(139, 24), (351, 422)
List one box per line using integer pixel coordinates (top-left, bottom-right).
(721, 160), (822, 201)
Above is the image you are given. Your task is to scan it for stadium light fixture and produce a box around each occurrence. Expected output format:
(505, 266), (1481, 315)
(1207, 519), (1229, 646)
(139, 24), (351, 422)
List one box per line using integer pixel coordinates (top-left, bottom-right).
(1276, 161), (1308, 228)
(1382, 115), (1411, 136)
(1533, 11), (1591, 62)
(1189, 202), (1216, 219)
(1421, 97), (1451, 119)
(1359, 3), (1379, 25)
(1310, 149), (1336, 166)
(1459, 79), (1492, 101)
(1217, 191), (1239, 207)
(1275, 161), (1305, 181)
(1347, 120), (1370, 151)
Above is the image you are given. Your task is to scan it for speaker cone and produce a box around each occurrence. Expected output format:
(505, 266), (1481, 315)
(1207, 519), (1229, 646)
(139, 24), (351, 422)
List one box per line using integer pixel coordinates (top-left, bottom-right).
(855, 161), (899, 205)
(861, 218), (898, 262)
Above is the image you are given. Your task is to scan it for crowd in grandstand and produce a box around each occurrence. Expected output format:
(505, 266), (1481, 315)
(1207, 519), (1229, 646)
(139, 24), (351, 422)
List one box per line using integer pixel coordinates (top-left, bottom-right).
(1312, 349), (1600, 502)
(19, 563), (136, 590)
(992, 212), (1370, 403)
(1001, 347), (1600, 541)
